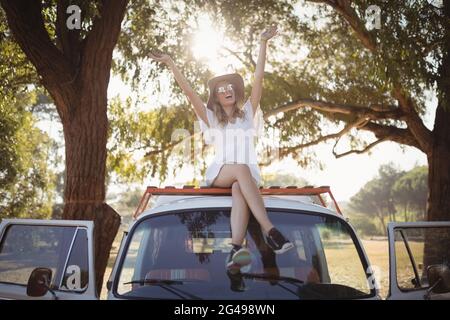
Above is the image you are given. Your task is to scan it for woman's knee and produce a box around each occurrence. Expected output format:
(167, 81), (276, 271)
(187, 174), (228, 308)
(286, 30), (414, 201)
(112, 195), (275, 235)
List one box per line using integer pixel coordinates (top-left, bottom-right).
(232, 164), (252, 177)
(231, 181), (241, 194)
(231, 181), (249, 213)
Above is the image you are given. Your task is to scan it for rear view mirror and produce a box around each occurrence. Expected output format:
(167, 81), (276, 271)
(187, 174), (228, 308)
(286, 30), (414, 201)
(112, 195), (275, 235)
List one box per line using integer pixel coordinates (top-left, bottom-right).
(27, 267), (53, 297)
(427, 264), (450, 294)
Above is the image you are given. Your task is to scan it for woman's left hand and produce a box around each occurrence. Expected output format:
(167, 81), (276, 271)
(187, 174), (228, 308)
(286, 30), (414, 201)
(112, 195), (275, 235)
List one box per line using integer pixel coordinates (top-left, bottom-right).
(260, 25), (278, 42)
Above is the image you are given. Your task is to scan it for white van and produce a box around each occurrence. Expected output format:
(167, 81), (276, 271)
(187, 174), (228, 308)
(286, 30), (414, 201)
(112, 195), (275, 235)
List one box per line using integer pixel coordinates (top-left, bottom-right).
(0, 186), (448, 300)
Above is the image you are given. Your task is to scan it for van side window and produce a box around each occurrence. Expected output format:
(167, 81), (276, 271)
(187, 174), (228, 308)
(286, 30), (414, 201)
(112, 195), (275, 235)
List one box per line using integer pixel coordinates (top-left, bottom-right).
(0, 225), (76, 286)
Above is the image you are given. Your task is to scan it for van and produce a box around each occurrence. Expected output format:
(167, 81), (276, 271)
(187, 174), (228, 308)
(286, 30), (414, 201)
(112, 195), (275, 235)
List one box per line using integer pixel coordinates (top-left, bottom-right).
(0, 186), (448, 300)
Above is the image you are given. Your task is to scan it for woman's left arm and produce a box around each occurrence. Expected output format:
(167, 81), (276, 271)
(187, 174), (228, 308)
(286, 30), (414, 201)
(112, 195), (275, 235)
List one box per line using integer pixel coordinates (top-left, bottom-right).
(250, 25), (278, 116)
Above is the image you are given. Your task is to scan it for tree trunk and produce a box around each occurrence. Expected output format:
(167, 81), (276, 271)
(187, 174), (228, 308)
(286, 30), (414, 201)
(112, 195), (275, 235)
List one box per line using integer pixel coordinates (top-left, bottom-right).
(61, 78), (121, 295)
(427, 137), (450, 223)
(0, 0), (128, 296)
(423, 0), (450, 270)
(427, 0), (450, 223)
(376, 210), (387, 236)
(423, 104), (450, 269)
(57, 73), (122, 297)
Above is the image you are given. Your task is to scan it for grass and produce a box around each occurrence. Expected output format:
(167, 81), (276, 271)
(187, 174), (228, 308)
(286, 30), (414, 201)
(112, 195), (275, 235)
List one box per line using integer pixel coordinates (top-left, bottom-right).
(352, 239), (424, 298)
(359, 240), (390, 298)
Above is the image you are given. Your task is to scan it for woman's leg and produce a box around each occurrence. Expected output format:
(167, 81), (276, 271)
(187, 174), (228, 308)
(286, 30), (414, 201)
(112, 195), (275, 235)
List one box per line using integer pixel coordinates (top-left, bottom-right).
(230, 181), (250, 246)
(211, 164), (274, 234)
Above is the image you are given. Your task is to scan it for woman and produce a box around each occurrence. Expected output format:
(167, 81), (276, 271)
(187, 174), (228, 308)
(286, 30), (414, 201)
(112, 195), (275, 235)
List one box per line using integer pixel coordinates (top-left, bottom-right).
(149, 25), (293, 274)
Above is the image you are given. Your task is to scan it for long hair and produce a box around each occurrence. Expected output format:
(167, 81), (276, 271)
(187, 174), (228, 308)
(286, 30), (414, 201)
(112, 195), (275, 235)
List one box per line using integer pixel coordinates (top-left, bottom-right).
(211, 93), (246, 127)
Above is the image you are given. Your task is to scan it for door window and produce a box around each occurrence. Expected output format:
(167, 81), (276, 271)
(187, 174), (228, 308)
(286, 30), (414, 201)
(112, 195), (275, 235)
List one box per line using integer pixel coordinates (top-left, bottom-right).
(0, 224), (89, 292)
(394, 227), (450, 291)
(0, 225), (76, 286)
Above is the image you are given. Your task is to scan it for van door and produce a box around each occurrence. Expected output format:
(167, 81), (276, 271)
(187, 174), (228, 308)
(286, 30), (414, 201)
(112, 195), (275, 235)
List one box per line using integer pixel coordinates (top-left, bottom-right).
(0, 219), (96, 300)
(387, 221), (450, 300)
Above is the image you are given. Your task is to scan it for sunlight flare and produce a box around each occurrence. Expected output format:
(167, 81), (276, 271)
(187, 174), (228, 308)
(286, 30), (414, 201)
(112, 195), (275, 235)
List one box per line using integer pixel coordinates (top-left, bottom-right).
(191, 14), (230, 74)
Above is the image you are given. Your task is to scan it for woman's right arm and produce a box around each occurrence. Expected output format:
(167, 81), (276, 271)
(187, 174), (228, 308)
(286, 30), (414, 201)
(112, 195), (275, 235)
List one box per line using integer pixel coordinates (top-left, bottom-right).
(149, 52), (209, 127)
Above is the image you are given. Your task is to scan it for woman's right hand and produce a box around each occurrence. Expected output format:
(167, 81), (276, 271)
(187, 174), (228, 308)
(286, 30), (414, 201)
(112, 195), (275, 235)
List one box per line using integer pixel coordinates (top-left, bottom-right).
(149, 50), (172, 65)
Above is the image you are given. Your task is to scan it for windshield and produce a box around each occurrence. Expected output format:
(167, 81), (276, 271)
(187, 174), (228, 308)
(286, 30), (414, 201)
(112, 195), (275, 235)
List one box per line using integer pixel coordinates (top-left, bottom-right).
(115, 209), (374, 299)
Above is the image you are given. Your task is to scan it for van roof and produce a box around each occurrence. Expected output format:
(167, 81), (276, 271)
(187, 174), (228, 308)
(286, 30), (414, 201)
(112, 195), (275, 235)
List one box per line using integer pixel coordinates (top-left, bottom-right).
(134, 185), (342, 220)
(138, 195), (339, 219)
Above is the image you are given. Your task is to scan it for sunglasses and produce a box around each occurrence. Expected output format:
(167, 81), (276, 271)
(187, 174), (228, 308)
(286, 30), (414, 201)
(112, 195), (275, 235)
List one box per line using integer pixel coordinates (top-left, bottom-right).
(216, 84), (233, 94)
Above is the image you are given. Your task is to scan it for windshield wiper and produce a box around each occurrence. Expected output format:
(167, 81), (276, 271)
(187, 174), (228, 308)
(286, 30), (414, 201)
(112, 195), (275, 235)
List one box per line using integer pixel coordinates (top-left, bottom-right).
(240, 272), (304, 298)
(124, 279), (203, 300)
(241, 272), (304, 285)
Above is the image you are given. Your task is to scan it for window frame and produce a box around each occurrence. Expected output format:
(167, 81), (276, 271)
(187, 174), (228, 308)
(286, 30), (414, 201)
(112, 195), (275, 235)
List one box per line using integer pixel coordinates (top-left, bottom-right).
(387, 221), (450, 299)
(392, 225), (450, 293)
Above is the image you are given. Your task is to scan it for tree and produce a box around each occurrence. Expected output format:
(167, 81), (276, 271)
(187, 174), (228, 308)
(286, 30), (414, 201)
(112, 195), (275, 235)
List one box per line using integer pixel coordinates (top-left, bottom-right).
(377, 164), (404, 222)
(0, 101), (56, 220)
(0, 0), (129, 293)
(350, 180), (387, 234)
(393, 166), (428, 221)
(1, 14), (55, 220)
(350, 163), (403, 235)
(286, 0), (448, 226)
(261, 173), (309, 187)
(350, 164), (429, 235)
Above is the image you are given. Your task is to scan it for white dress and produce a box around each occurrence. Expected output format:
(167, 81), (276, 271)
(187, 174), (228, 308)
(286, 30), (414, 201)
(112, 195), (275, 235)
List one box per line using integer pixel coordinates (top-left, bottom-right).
(197, 99), (265, 187)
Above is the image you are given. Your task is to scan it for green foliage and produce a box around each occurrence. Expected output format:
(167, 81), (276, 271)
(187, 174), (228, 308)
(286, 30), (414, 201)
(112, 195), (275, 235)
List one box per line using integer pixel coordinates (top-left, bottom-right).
(0, 97), (19, 188)
(0, 94), (56, 220)
(107, 187), (144, 218)
(349, 163), (428, 235)
(350, 163), (403, 216)
(108, 97), (198, 183)
(0, 10), (56, 219)
(392, 165), (428, 220)
(0, 10), (38, 92)
(261, 172), (309, 187)
(348, 216), (379, 237)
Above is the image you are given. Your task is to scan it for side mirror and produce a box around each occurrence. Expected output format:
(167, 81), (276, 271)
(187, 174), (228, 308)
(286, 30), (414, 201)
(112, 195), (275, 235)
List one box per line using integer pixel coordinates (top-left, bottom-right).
(27, 267), (53, 297)
(427, 264), (450, 294)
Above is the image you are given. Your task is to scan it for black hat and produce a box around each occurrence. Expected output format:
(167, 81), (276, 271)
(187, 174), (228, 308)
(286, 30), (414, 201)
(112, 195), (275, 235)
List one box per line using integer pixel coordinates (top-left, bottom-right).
(206, 73), (245, 111)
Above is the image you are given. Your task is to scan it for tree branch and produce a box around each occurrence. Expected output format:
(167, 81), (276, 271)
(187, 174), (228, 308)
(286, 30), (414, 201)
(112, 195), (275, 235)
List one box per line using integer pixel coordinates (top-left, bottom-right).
(332, 136), (389, 158)
(307, 0), (432, 154)
(56, 0), (82, 66)
(221, 46), (255, 70)
(307, 0), (377, 52)
(359, 121), (421, 149)
(246, 26), (257, 68)
(258, 112), (421, 165)
(144, 132), (201, 158)
(279, 117), (370, 157)
(82, 0), (129, 79)
(266, 98), (403, 121)
(222, 39), (257, 70)
(0, 0), (76, 122)
(244, 48), (256, 69)
(392, 86), (433, 153)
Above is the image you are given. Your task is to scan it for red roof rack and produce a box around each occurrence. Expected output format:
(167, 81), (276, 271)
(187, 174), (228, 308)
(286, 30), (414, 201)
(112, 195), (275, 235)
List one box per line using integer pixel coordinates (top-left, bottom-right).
(133, 185), (342, 219)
